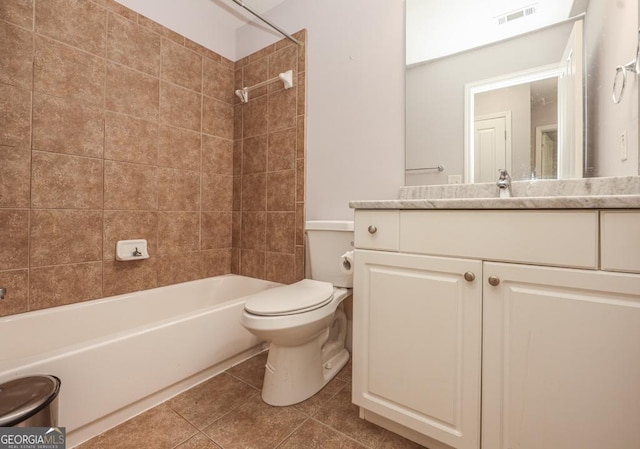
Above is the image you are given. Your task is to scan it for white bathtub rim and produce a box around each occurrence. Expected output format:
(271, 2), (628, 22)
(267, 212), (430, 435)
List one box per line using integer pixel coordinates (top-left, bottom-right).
(1, 273), (263, 323)
(0, 293), (259, 375)
(0, 274), (280, 364)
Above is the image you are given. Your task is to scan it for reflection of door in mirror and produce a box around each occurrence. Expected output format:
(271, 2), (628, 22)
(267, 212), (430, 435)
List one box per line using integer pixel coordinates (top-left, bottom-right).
(536, 125), (558, 178)
(464, 20), (582, 184)
(473, 78), (559, 181)
(474, 113), (510, 182)
(475, 82), (534, 181)
(464, 64), (561, 183)
(531, 77), (559, 178)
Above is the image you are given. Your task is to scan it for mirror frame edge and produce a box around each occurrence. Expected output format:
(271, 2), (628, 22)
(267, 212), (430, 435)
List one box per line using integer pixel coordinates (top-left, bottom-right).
(463, 63), (562, 183)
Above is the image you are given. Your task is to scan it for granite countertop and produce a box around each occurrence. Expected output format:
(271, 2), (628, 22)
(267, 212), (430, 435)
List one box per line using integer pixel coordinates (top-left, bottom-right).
(350, 176), (640, 210)
(350, 194), (640, 210)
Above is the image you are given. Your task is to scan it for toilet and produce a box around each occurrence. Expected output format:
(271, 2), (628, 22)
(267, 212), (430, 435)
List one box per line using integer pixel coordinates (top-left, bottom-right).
(240, 220), (354, 406)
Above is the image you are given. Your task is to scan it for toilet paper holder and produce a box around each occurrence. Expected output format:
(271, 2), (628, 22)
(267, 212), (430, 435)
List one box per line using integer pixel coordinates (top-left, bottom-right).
(340, 251), (354, 274)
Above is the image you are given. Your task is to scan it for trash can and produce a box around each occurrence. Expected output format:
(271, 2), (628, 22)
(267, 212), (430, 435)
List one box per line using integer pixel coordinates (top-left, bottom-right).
(0, 375), (60, 427)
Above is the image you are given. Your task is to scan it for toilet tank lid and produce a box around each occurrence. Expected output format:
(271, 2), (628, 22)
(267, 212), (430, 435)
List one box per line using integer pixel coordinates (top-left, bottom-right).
(244, 279), (333, 316)
(305, 220), (354, 231)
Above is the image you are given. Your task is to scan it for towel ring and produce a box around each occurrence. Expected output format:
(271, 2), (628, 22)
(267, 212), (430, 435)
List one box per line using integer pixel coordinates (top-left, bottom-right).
(612, 60), (638, 104)
(613, 28), (640, 104)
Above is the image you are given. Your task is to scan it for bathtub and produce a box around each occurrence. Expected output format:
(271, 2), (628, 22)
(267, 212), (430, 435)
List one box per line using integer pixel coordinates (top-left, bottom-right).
(0, 274), (279, 446)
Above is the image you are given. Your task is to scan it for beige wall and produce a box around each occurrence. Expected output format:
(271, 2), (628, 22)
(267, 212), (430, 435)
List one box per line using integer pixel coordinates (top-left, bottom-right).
(0, 0), (304, 317)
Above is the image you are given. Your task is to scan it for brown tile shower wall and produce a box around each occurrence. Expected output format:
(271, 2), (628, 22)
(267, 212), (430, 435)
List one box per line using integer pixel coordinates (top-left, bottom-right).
(0, 0), (305, 317)
(232, 31), (307, 284)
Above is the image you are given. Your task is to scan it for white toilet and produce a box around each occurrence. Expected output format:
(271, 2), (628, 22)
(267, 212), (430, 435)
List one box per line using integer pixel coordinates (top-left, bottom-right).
(240, 221), (354, 406)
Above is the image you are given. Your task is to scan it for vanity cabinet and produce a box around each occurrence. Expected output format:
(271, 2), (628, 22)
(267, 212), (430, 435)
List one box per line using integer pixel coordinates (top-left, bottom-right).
(353, 249), (482, 449)
(482, 262), (640, 449)
(352, 209), (640, 449)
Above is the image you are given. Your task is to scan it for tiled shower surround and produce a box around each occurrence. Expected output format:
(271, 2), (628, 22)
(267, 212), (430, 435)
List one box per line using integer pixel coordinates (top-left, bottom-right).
(0, 0), (306, 317)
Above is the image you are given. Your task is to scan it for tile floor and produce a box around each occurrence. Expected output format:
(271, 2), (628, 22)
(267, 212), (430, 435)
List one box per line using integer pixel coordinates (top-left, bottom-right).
(76, 351), (427, 449)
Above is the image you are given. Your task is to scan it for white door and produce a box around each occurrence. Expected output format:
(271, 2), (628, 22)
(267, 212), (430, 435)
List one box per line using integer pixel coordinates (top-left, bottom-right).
(557, 20), (584, 179)
(535, 125), (558, 178)
(353, 250), (482, 449)
(482, 262), (640, 449)
(474, 116), (508, 182)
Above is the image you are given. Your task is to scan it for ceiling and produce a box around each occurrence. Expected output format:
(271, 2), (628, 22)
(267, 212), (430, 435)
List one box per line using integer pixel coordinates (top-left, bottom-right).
(406, 0), (588, 65)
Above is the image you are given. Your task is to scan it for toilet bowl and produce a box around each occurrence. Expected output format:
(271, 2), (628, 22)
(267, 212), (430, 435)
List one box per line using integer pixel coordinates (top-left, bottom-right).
(240, 221), (354, 406)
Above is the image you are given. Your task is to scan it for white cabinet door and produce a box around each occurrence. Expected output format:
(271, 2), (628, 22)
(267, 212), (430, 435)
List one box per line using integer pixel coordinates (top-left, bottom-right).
(483, 262), (640, 449)
(353, 250), (482, 449)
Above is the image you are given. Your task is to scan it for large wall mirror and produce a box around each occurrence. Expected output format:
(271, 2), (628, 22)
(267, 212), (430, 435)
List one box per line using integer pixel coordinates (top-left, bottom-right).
(406, 0), (640, 186)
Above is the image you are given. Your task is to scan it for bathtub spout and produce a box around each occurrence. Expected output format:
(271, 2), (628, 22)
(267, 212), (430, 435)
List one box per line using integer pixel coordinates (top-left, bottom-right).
(0, 288), (5, 300)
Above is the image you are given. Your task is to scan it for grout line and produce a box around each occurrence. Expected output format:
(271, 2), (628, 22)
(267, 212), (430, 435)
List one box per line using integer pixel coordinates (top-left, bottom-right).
(31, 0), (36, 32)
(26, 16), (35, 312)
(223, 370), (262, 394)
(309, 417), (376, 449)
(101, 15), (107, 300)
(197, 432), (223, 449)
(168, 432), (222, 449)
(199, 49), (204, 255)
(168, 433), (198, 449)
(30, 147), (104, 163)
(177, 388), (262, 442)
(272, 417), (311, 449)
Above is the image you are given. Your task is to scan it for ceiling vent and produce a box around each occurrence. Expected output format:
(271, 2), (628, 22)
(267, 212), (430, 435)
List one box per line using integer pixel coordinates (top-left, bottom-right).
(496, 4), (537, 25)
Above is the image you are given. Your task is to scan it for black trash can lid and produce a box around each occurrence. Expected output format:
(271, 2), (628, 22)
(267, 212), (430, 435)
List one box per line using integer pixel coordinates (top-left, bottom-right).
(0, 375), (60, 427)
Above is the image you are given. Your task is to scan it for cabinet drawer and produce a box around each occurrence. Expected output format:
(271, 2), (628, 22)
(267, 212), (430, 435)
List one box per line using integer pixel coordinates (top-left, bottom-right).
(354, 210), (399, 251)
(400, 210), (599, 269)
(601, 211), (640, 273)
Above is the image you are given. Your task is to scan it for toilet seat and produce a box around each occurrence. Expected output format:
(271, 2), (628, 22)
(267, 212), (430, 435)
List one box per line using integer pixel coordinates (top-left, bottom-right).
(244, 279), (334, 316)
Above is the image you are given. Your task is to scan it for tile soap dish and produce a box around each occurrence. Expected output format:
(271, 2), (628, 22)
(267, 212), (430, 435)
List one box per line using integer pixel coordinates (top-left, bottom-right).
(116, 239), (150, 261)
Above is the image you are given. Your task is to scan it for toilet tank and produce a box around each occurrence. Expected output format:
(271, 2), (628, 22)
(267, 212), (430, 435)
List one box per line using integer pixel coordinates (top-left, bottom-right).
(305, 221), (354, 288)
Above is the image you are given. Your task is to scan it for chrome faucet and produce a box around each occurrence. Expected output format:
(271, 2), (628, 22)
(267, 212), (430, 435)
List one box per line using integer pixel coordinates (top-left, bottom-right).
(0, 288), (6, 300)
(496, 169), (512, 198)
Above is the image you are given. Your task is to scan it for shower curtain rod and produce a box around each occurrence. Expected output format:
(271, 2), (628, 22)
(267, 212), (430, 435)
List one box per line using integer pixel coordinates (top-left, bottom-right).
(231, 0), (302, 46)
